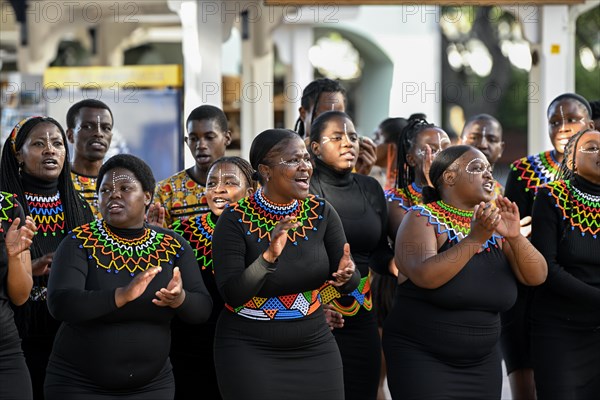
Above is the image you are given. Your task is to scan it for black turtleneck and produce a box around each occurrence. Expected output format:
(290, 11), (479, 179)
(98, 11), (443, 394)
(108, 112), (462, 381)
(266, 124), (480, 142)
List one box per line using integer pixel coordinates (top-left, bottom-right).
(310, 157), (393, 278)
(531, 174), (600, 324)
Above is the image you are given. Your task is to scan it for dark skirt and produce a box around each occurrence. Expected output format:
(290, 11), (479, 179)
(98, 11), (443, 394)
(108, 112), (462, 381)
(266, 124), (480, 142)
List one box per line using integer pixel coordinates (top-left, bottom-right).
(0, 347), (32, 400)
(332, 307), (381, 400)
(44, 360), (174, 400)
(532, 320), (600, 399)
(214, 309), (343, 400)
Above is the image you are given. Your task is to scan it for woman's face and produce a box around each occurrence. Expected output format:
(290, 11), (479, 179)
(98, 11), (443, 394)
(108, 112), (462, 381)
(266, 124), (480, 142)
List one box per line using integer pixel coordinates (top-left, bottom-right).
(574, 130), (600, 184)
(16, 122), (66, 182)
(98, 167), (151, 229)
(311, 116), (359, 172)
(205, 162), (254, 216)
(408, 127), (451, 170)
(547, 99), (593, 154)
(446, 148), (495, 206)
(261, 137), (313, 204)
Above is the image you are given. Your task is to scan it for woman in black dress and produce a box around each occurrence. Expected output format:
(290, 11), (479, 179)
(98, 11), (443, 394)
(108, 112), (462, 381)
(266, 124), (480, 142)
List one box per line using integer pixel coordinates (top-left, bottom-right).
(308, 111), (393, 400)
(44, 154), (212, 399)
(169, 157), (256, 400)
(212, 129), (360, 400)
(0, 116), (94, 399)
(501, 93), (594, 398)
(0, 194), (36, 400)
(530, 129), (600, 398)
(383, 145), (547, 399)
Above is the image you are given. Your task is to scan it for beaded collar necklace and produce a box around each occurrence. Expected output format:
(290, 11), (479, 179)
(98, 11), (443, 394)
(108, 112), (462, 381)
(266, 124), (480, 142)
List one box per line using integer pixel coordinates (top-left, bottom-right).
(413, 200), (502, 250)
(170, 212), (215, 270)
(70, 219), (183, 275)
(511, 150), (561, 191)
(232, 188), (322, 245)
(546, 180), (600, 239)
(386, 182), (423, 211)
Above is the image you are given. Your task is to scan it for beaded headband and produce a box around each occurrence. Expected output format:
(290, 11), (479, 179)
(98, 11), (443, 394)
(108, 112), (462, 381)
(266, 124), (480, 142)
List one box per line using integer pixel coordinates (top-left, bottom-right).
(8, 116), (43, 154)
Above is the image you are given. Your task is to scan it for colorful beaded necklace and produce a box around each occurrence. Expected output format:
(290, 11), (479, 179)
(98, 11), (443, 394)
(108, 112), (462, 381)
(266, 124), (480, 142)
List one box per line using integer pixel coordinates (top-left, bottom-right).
(413, 201), (502, 250)
(25, 191), (65, 237)
(511, 150), (561, 192)
(170, 212), (215, 271)
(545, 180), (600, 239)
(70, 219), (183, 275)
(0, 192), (19, 232)
(385, 182), (423, 211)
(231, 188), (322, 245)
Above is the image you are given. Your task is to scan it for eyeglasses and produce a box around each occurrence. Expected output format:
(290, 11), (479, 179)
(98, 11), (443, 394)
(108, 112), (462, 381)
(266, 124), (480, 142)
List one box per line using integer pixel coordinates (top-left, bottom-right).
(279, 157), (313, 168)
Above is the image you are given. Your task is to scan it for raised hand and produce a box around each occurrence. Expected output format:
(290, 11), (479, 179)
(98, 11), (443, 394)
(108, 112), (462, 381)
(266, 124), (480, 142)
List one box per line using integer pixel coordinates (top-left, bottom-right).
(469, 202), (501, 244)
(262, 216), (302, 263)
(422, 144), (435, 187)
(355, 137), (377, 175)
(494, 195), (521, 239)
(5, 216), (37, 257)
(519, 216), (532, 238)
(31, 253), (54, 276)
(153, 266), (186, 308)
(115, 266), (162, 308)
(146, 202), (166, 227)
(329, 243), (355, 287)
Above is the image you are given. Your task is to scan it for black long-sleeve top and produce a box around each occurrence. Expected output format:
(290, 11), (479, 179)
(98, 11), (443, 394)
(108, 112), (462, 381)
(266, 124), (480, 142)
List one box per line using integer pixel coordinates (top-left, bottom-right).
(531, 175), (600, 325)
(212, 190), (360, 312)
(504, 150), (561, 217)
(310, 157), (393, 312)
(47, 220), (212, 390)
(0, 192), (25, 355)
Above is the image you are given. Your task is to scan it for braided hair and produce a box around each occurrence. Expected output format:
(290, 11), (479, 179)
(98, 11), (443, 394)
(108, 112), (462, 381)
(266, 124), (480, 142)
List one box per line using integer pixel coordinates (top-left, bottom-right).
(557, 128), (595, 181)
(208, 156), (258, 191)
(0, 116), (93, 257)
(394, 117), (436, 206)
(294, 78), (347, 138)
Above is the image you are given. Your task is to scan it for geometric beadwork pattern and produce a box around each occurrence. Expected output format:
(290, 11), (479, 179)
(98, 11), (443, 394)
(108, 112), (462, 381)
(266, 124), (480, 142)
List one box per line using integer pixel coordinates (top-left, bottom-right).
(385, 182), (423, 211)
(25, 191), (65, 237)
(70, 219), (183, 276)
(231, 188), (322, 245)
(170, 212), (214, 271)
(319, 273), (372, 316)
(225, 289), (322, 320)
(544, 180), (600, 239)
(413, 201), (503, 250)
(510, 150), (561, 192)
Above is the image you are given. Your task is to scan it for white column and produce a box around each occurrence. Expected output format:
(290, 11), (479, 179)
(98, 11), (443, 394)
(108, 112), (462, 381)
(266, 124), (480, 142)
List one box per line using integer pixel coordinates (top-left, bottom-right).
(528, 5), (570, 154)
(240, 5), (275, 161)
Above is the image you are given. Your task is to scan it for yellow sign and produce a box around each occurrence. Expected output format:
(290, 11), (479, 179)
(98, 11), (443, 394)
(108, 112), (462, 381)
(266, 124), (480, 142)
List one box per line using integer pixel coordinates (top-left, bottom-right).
(43, 65), (183, 88)
(550, 44), (561, 54)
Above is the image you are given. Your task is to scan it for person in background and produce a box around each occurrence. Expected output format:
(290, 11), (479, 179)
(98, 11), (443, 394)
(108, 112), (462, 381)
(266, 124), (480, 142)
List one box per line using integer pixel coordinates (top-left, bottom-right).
(44, 154), (212, 399)
(294, 78), (377, 175)
(384, 145), (547, 399)
(212, 128), (360, 399)
(373, 117), (409, 191)
(589, 99), (600, 129)
(153, 105), (231, 226)
(66, 99), (114, 219)
(0, 116), (94, 399)
(530, 129), (600, 399)
(501, 93), (594, 400)
(169, 157), (256, 400)
(460, 114), (505, 197)
(309, 111), (394, 400)
(0, 194), (37, 400)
